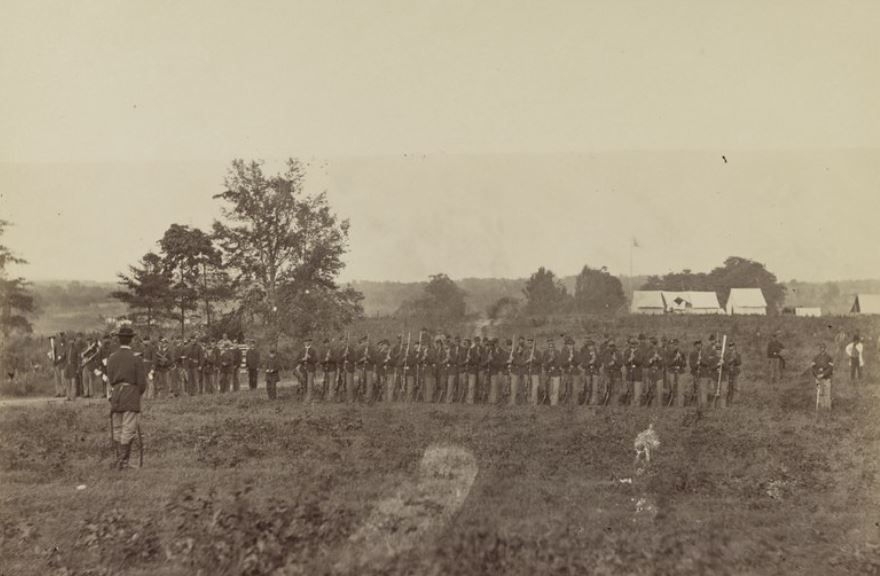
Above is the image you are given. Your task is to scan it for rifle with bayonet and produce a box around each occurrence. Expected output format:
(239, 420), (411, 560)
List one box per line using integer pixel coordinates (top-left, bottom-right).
(402, 332), (412, 399)
(712, 335), (728, 408)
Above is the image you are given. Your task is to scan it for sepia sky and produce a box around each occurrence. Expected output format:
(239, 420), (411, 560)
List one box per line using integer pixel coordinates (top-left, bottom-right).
(1, 1), (879, 283)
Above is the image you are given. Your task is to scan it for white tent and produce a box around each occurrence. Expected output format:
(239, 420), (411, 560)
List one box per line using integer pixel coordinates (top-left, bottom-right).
(725, 288), (767, 315)
(630, 291), (666, 314)
(851, 294), (880, 314)
(795, 307), (822, 317)
(663, 291), (724, 315)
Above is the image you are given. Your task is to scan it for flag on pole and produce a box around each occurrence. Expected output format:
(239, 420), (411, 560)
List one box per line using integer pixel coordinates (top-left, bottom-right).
(632, 236), (640, 248)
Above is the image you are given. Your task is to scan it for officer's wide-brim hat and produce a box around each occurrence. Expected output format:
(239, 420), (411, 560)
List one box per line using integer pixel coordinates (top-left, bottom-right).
(116, 325), (135, 338)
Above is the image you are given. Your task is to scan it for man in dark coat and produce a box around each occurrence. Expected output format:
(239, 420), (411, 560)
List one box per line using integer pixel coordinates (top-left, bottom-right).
(107, 325), (147, 470)
(245, 340), (260, 390)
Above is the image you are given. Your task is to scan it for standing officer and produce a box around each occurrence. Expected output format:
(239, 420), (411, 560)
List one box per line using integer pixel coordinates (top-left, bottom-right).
(245, 339), (260, 390)
(231, 338), (243, 392)
(767, 331), (785, 382)
(107, 325), (147, 470)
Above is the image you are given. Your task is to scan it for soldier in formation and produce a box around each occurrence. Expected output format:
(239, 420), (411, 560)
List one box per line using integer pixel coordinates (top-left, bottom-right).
(277, 331), (753, 410)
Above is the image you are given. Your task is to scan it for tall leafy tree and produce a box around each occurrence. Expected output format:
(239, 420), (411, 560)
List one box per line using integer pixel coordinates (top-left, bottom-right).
(398, 273), (467, 320)
(212, 159), (361, 336)
(707, 256), (786, 313)
(523, 267), (569, 315)
(640, 256), (785, 313)
(641, 269), (711, 292)
(110, 251), (172, 335)
(573, 265), (625, 313)
(0, 220), (35, 338)
(159, 224), (211, 336)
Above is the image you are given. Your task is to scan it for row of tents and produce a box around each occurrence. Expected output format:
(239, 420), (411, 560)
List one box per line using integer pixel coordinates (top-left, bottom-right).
(631, 290), (880, 316)
(630, 288), (767, 315)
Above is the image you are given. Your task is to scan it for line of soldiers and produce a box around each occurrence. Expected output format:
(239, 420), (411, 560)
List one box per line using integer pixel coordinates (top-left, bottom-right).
(50, 332), (262, 400)
(292, 332), (743, 408)
(49, 332), (112, 400)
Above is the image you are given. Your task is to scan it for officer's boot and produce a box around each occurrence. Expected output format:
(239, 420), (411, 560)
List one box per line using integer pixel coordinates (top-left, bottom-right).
(117, 442), (132, 470)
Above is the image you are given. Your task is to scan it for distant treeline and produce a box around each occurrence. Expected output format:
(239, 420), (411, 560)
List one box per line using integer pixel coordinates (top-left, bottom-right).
(27, 276), (880, 336)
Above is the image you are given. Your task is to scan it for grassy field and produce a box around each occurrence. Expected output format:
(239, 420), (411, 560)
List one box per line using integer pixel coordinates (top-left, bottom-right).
(2, 317), (880, 575)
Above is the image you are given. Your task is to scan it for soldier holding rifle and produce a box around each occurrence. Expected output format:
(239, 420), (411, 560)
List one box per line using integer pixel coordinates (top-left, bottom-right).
(298, 337), (318, 402)
(465, 337), (479, 404)
(666, 339), (686, 407)
(265, 349), (280, 400)
(442, 336), (457, 403)
(543, 337), (562, 406)
(403, 333), (417, 402)
(645, 338), (665, 407)
(720, 341), (742, 407)
(582, 340), (601, 405)
(688, 340), (706, 407)
(811, 343), (834, 413)
(561, 337), (578, 404)
(357, 336), (374, 403)
(507, 337), (523, 406)
(341, 334), (355, 403)
(603, 341), (622, 406)
(624, 339), (641, 406)
(320, 338), (336, 401)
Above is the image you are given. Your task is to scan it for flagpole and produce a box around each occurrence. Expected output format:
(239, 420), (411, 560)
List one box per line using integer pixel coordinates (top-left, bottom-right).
(629, 237), (634, 300)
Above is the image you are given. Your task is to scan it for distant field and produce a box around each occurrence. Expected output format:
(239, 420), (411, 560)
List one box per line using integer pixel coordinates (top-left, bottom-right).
(1, 362), (879, 575)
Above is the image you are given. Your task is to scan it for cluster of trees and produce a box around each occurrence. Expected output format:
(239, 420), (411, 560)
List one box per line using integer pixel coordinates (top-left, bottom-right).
(521, 265), (625, 315)
(0, 220), (37, 376)
(398, 265), (626, 321)
(641, 256), (786, 312)
(0, 220), (35, 338)
(112, 159), (363, 340)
